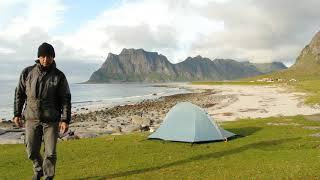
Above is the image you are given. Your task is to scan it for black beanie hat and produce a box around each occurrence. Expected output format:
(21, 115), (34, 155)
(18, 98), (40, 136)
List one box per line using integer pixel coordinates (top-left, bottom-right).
(38, 42), (55, 58)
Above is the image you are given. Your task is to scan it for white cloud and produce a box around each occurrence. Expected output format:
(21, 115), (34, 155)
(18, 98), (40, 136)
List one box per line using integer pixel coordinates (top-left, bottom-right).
(0, 0), (93, 82)
(1, 0), (320, 82)
(57, 0), (320, 64)
(0, 0), (66, 60)
(58, 0), (223, 63)
(0, 0), (65, 40)
(190, 0), (320, 62)
(0, 47), (15, 54)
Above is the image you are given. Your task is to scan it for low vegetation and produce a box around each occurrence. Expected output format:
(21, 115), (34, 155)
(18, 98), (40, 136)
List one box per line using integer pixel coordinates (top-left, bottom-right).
(1, 116), (320, 179)
(291, 79), (320, 104)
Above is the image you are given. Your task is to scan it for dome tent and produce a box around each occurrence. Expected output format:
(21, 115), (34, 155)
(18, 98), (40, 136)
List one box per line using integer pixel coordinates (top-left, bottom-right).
(148, 102), (236, 142)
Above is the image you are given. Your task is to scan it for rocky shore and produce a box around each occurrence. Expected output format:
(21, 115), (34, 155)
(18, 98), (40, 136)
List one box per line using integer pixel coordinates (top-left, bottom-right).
(0, 88), (234, 143)
(70, 88), (233, 133)
(0, 121), (25, 144)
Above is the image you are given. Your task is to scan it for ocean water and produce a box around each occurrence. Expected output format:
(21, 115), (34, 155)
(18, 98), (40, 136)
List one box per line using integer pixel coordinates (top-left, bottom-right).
(0, 80), (189, 121)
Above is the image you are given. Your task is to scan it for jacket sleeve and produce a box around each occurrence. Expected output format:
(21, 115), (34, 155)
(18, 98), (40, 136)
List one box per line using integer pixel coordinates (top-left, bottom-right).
(14, 68), (28, 117)
(58, 73), (71, 124)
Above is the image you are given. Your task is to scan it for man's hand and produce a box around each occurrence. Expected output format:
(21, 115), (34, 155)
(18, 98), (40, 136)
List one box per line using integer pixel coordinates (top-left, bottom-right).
(13, 116), (23, 128)
(59, 122), (69, 134)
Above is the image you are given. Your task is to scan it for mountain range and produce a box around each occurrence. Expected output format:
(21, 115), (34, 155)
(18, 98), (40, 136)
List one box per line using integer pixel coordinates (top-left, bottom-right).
(87, 48), (287, 83)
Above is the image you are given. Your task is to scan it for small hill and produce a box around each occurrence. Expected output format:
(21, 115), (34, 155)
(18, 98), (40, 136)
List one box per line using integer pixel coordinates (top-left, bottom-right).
(250, 62), (287, 74)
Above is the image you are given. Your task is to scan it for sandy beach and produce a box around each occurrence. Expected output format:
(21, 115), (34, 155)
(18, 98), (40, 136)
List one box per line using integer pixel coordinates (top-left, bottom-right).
(182, 84), (320, 121)
(1, 84), (320, 144)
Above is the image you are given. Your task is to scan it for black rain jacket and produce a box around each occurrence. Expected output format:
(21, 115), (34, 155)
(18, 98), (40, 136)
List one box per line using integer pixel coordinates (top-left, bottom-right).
(14, 60), (71, 124)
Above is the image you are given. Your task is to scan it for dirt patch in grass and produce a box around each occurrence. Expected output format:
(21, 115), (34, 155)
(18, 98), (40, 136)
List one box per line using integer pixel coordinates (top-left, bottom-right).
(303, 114), (320, 121)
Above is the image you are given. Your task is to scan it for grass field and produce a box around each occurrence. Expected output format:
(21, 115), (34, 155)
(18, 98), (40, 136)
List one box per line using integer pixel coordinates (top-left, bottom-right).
(292, 79), (320, 104)
(1, 116), (320, 179)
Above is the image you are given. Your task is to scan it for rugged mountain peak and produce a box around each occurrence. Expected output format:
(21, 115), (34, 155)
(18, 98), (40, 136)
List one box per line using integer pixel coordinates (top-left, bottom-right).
(88, 48), (287, 83)
(120, 48), (159, 56)
(309, 31), (320, 52)
(107, 52), (117, 58)
(184, 55), (212, 63)
(121, 48), (144, 54)
(294, 30), (320, 67)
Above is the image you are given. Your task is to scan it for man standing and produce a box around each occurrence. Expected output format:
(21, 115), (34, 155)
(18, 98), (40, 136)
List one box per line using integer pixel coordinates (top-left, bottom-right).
(14, 42), (71, 180)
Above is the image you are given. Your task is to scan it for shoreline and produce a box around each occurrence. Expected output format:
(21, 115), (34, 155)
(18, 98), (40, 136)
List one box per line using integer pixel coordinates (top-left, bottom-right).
(1, 83), (320, 144)
(70, 85), (190, 116)
(69, 87), (227, 134)
(0, 82), (189, 122)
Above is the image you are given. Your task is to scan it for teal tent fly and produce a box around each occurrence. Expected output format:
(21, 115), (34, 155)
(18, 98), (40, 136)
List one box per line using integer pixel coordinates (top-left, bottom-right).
(148, 102), (236, 142)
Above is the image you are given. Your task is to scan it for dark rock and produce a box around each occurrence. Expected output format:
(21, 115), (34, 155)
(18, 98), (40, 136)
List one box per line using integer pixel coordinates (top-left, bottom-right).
(0, 129), (6, 135)
(139, 125), (150, 132)
(87, 48), (286, 83)
(114, 126), (122, 133)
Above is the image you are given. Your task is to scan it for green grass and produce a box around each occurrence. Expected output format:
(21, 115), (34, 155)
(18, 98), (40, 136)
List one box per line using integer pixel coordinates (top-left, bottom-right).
(291, 79), (320, 104)
(1, 116), (320, 179)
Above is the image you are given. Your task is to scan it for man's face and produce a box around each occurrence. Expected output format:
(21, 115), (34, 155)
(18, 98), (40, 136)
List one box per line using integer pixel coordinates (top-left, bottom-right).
(39, 56), (54, 67)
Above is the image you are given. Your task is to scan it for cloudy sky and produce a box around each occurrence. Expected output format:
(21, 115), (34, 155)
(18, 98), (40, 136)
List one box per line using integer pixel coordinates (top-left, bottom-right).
(0, 0), (319, 83)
